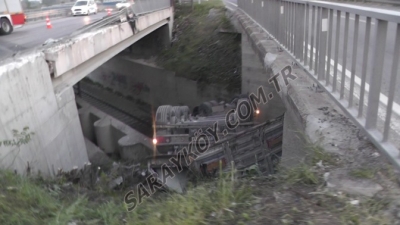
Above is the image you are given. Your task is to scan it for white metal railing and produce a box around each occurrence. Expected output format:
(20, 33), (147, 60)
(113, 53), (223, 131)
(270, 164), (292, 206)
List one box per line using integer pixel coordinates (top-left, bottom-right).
(130, 0), (172, 16)
(238, 0), (400, 169)
(25, 8), (71, 22)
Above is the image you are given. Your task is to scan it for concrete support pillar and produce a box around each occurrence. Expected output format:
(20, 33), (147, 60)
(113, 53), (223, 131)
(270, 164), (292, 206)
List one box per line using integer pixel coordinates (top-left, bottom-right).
(78, 106), (96, 144)
(94, 117), (115, 154)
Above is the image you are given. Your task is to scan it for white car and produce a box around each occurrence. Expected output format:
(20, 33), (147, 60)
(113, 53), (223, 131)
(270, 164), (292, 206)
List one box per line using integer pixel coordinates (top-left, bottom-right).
(116, 0), (133, 10)
(71, 0), (98, 16)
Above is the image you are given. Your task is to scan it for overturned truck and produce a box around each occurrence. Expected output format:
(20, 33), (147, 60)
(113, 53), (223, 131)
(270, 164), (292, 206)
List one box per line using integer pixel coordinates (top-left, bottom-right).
(145, 96), (284, 192)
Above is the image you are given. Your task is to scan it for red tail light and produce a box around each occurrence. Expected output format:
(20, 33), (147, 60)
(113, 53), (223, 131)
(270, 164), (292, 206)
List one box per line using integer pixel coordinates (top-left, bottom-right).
(152, 136), (171, 145)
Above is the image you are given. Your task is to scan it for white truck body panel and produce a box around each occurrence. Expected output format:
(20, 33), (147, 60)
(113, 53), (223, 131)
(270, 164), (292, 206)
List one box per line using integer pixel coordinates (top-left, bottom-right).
(0, 0), (23, 14)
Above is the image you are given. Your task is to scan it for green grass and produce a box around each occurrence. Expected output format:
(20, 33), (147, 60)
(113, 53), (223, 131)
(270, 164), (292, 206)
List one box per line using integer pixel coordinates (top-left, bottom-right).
(0, 169), (125, 225)
(127, 163), (252, 225)
(157, 0), (241, 94)
(349, 167), (376, 179)
(0, 151), (396, 225)
(281, 163), (321, 185)
(0, 165), (253, 225)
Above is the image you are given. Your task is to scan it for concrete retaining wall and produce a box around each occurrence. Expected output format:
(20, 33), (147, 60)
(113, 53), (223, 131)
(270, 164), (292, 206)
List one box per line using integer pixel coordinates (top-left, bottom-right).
(0, 52), (88, 176)
(86, 56), (233, 108)
(234, 10), (367, 168)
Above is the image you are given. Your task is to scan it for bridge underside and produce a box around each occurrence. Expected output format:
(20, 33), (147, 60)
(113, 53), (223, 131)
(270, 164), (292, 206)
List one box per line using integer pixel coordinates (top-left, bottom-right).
(0, 7), (174, 176)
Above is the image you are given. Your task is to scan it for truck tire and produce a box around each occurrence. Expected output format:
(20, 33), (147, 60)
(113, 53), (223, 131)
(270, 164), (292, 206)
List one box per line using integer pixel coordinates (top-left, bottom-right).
(0, 18), (13, 35)
(155, 105), (172, 124)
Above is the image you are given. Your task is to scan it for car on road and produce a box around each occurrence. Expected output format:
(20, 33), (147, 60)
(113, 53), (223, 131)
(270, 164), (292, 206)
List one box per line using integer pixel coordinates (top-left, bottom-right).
(71, 0), (98, 16)
(116, 0), (133, 10)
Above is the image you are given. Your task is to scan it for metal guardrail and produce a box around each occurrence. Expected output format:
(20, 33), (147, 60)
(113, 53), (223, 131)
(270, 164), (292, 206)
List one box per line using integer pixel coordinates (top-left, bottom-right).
(329, 0), (400, 6)
(129, 0), (171, 16)
(238, 0), (400, 169)
(70, 8), (129, 36)
(24, 3), (109, 22)
(25, 8), (71, 22)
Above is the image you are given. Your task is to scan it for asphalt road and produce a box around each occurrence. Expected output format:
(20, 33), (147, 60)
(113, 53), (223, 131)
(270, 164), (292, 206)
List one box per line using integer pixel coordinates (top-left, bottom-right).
(0, 12), (107, 62)
(309, 10), (400, 104)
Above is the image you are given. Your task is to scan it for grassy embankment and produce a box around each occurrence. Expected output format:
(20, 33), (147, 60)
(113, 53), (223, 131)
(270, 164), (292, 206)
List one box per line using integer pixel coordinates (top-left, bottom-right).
(1, 0), (398, 224)
(156, 0), (241, 94)
(0, 139), (397, 225)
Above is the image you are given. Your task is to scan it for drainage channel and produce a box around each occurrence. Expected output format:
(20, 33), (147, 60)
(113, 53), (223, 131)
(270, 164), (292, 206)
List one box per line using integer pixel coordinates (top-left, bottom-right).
(76, 86), (153, 137)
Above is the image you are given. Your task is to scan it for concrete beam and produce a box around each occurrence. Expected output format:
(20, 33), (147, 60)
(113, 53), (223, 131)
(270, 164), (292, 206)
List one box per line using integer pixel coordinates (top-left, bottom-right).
(44, 7), (173, 83)
(135, 8), (173, 32)
(51, 19), (169, 98)
(44, 22), (134, 79)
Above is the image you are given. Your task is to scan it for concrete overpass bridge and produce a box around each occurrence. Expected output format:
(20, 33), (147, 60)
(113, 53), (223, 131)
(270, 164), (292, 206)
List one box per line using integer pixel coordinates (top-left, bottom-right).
(1, 0), (400, 178)
(0, 0), (173, 176)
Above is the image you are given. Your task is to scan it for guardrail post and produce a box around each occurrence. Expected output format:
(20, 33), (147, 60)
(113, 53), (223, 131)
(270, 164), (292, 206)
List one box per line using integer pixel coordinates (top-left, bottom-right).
(358, 17), (372, 118)
(365, 19), (388, 130)
(298, 3), (305, 63)
(279, 2), (284, 45)
(383, 24), (400, 142)
(317, 7), (328, 81)
(332, 10), (341, 93)
(309, 5), (316, 71)
(325, 9), (333, 86)
(314, 7), (321, 74)
(303, 3), (309, 66)
(349, 14), (360, 108)
(340, 12), (350, 99)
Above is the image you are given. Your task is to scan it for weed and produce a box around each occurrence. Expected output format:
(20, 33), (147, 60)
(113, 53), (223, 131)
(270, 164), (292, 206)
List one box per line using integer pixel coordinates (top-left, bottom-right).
(349, 167), (376, 179)
(127, 163), (252, 225)
(282, 163), (320, 185)
(337, 198), (392, 225)
(306, 143), (337, 166)
(158, 0), (241, 94)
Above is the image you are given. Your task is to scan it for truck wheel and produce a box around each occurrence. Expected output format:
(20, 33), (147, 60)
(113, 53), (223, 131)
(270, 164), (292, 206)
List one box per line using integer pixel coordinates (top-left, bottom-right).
(155, 105), (172, 124)
(0, 18), (13, 35)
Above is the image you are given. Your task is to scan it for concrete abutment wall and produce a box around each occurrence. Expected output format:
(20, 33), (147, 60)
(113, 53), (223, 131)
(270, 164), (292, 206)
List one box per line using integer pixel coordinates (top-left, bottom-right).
(0, 52), (89, 176)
